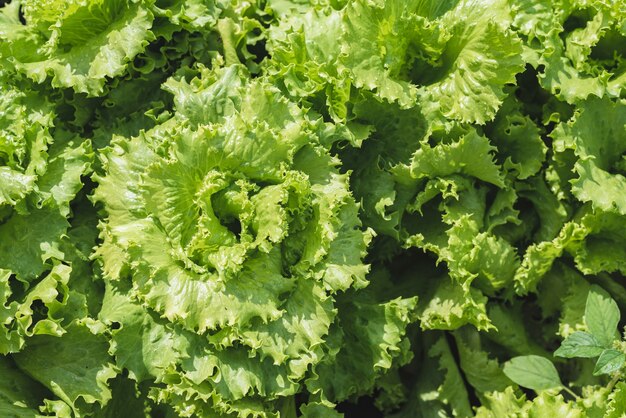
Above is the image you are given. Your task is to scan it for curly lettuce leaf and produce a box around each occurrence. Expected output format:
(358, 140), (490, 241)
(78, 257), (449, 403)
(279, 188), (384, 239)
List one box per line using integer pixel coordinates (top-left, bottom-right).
(416, 0), (524, 124)
(339, 0), (421, 108)
(0, 77), (93, 281)
(1, 0), (155, 96)
(572, 211), (626, 276)
(264, 6), (352, 122)
(552, 97), (626, 215)
(514, 0), (626, 102)
(484, 90), (547, 180)
(416, 276), (492, 331)
(306, 288), (417, 402)
(264, 0), (523, 125)
(475, 387), (586, 418)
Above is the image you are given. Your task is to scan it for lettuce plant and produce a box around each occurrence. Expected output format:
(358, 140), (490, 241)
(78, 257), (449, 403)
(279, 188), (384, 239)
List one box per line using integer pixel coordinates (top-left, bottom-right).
(93, 66), (416, 416)
(0, 0), (625, 417)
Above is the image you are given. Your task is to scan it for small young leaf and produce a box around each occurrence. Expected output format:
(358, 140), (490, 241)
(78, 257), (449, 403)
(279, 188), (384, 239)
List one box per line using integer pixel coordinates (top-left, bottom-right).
(554, 331), (605, 358)
(593, 349), (625, 376)
(585, 285), (620, 347)
(503, 355), (562, 391)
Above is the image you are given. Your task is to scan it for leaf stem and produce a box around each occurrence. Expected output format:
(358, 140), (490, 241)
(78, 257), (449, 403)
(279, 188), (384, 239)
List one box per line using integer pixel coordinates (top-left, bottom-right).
(562, 385), (580, 400)
(217, 18), (240, 66)
(607, 372), (622, 393)
(277, 396), (297, 418)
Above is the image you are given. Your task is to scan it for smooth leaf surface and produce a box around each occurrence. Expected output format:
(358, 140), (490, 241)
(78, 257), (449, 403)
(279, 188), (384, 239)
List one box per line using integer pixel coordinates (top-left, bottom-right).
(554, 331), (606, 358)
(593, 349), (625, 376)
(503, 355), (562, 391)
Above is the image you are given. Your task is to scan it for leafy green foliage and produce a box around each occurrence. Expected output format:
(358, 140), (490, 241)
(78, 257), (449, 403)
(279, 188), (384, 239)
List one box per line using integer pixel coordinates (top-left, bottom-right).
(1, 0), (625, 416)
(553, 288), (626, 381)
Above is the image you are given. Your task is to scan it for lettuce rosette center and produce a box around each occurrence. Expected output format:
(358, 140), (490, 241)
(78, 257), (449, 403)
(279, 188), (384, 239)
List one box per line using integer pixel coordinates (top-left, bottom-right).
(141, 138), (317, 279)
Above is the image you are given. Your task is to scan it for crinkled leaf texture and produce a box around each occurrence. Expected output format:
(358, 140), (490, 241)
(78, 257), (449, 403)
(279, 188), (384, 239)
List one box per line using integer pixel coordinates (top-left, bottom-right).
(1, 0), (156, 96)
(94, 66), (414, 417)
(552, 97), (626, 215)
(1, 0), (626, 416)
(475, 387), (586, 418)
(264, 0), (523, 125)
(0, 71), (95, 365)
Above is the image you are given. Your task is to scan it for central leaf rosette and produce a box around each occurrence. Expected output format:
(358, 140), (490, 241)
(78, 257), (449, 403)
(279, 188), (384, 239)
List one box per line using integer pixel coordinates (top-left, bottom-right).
(92, 67), (392, 416)
(142, 133), (315, 279)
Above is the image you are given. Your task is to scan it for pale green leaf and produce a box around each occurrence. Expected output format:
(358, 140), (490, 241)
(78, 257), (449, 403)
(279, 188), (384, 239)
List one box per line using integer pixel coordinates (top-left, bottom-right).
(606, 382), (626, 418)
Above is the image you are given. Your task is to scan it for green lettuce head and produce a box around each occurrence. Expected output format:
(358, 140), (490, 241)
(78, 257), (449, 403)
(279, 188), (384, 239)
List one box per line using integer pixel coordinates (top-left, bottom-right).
(94, 66), (415, 417)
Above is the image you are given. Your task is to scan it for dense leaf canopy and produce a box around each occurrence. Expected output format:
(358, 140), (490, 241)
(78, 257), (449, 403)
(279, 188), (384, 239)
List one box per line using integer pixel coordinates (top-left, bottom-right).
(0, 0), (625, 417)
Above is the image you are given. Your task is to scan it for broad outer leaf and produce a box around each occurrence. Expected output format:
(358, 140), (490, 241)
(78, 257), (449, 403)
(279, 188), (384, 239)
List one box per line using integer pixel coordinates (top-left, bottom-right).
(12, 322), (118, 409)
